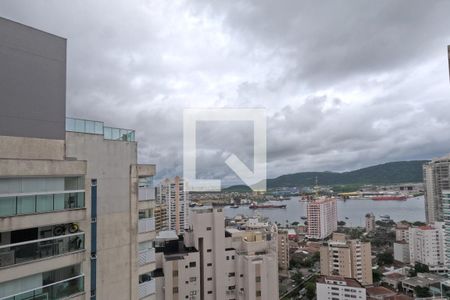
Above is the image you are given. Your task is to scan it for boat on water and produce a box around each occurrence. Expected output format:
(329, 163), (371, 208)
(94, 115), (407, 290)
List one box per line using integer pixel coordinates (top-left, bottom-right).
(249, 202), (287, 209)
(371, 195), (407, 201)
(230, 204), (239, 208)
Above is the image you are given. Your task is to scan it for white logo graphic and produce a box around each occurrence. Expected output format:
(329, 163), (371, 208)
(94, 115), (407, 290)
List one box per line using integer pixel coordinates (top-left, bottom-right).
(183, 108), (266, 192)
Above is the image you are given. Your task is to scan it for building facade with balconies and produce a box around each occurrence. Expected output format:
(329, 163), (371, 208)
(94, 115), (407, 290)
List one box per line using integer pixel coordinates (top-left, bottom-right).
(0, 16), (157, 300)
(154, 208), (279, 300)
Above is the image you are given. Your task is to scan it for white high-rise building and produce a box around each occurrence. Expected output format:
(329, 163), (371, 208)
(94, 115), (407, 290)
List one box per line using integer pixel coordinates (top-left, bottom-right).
(443, 190), (450, 272)
(423, 154), (450, 223)
(157, 176), (189, 234)
(409, 222), (446, 274)
(306, 197), (337, 240)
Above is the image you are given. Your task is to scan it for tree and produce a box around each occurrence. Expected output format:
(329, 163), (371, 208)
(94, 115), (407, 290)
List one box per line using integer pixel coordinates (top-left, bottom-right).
(291, 221), (300, 226)
(377, 251), (394, 265)
(292, 271), (303, 285)
(305, 282), (316, 300)
(372, 269), (382, 283)
(412, 221), (426, 227)
(414, 286), (431, 298)
(337, 221), (346, 226)
(414, 262), (429, 273)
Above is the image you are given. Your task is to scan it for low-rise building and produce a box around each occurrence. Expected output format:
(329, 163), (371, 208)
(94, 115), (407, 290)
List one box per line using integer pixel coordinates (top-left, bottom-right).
(394, 241), (410, 264)
(316, 275), (366, 300)
(401, 272), (446, 296)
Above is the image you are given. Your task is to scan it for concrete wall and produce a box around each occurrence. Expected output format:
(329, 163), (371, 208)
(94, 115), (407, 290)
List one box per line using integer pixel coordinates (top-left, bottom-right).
(0, 17), (66, 140)
(65, 132), (137, 300)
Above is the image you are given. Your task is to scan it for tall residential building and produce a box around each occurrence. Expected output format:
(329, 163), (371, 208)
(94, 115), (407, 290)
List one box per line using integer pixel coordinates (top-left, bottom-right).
(409, 222), (446, 274)
(278, 229), (290, 275)
(316, 276), (367, 300)
(154, 203), (168, 232)
(320, 233), (373, 286)
(158, 177), (189, 234)
(423, 154), (450, 223)
(154, 208), (279, 300)
(395, 223), (410, 242)
(443, 190), (450, 272)
(365, 212), (375, 233)
(306, 197), (337, 240)
(0, 17), (156, 300)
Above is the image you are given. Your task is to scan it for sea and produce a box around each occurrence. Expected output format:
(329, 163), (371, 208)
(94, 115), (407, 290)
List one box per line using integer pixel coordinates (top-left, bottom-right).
(223, 196), (426, 227)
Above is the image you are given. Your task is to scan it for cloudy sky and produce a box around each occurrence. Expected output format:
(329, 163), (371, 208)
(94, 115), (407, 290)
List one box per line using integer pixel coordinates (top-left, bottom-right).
(1, 0), (450, 186)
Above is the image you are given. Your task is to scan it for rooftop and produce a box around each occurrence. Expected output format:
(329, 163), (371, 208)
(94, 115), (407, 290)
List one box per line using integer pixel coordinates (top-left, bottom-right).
(66, 117), (135, 142)
(317, 275), (364, 288)
(366, 286), (396, 297)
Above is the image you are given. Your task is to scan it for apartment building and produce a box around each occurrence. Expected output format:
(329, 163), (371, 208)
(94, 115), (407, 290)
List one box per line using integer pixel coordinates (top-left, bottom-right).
(316, 275), (366, 300)
(278, 229), (290, 275)
(0, 17), (157, 300)
(394, 241), (410, 264)
(320, 233), (373, 286)
(306, 197), (337, 240)
(154, 203), (168, 232)
(444, 190), (450, 273)
(154, 208), (279, 300)
(158, 177), (189, 234)
(409, 222), (446, 274)
(395, 223), (410, 242)
(365, 213), (375, 233)
(423, 155), (450, 223)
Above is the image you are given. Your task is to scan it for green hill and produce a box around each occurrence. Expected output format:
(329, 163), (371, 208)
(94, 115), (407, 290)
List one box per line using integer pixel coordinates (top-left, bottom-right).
(224, 160), (428, 191)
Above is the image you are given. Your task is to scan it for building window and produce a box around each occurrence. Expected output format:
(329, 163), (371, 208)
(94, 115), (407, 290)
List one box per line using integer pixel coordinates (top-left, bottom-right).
(207, 249), (212, 253)
(189, 262), (196, 267)
(226, 256), (229, 260)
(256, 291), (261, 297)
(256, 276), (261, 282)
(228, 272), (235, 277)
(190, 277), (196, 282)
(207, 277), (212, 281)
(240, 274), (244, 278)
(206, 227), (212, 231)
(173, 270), (178, 277)
(173, 287), (178, 294)
(207, 263), (212, 266)
(208, 291), (213, 294)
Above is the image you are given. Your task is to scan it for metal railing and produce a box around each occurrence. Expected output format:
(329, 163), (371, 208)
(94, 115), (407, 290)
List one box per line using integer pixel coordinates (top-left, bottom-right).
(138, 187), (156, 201)
(138, 279), (155, 299)
(138, 217), (155, 233)
(0, 191), (85, 217)
(0, 274), (84, 300)
(138, 248), (155, 266)
(0, 232), (85, 268)
(66, 117), (135, 142)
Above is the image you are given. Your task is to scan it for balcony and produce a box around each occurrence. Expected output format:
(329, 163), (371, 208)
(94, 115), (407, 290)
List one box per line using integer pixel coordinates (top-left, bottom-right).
(139, 187), (155, 201)
(0, 274), (84, 300)
(138, 218), (155, 233)
(138, 279), (155, 299)
(0, 232), (85, 268)
(0, 191), (85, 217)
(66, 117), (135, 142)
(139, 248), (155, 266)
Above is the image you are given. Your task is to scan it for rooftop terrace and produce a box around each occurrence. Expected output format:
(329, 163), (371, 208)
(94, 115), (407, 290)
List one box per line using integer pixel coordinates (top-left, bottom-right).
(66, 117), (135, 142)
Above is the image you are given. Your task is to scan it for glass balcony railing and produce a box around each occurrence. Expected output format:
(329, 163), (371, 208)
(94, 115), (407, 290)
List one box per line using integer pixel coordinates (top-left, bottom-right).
(138, 279), (155, 299)
(66, 117), (135, 142)
(138, 187), (156, 201)
(0, 191), (85, 217)
(0, 275), (84, 300)
(138, 217), (155, 233)
(0, 232), (85, 268)
(138, 248), (156, 266)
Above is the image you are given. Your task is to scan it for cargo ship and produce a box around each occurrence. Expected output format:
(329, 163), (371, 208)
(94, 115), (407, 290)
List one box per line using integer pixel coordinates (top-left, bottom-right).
(249, 202), (287, 209)
(371, 195), (407, 201)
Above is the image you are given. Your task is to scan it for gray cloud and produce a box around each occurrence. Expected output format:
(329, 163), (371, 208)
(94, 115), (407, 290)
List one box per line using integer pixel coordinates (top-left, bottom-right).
(1, 0), (449, 186)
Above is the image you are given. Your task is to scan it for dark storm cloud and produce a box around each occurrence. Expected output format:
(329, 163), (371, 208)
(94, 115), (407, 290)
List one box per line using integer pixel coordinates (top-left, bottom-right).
(1, 0), (449, 185)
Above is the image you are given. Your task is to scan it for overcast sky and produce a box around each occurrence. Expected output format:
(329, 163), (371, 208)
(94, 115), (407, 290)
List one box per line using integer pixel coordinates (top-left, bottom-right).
(1, 0), (450, 186)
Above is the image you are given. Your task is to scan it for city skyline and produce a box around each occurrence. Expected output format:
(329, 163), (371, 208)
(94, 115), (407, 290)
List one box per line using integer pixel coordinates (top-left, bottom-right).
(1, 1), (450, 186)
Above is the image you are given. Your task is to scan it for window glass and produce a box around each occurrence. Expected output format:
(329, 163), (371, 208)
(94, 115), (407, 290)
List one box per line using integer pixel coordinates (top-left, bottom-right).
(17, 195), (35, 214)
